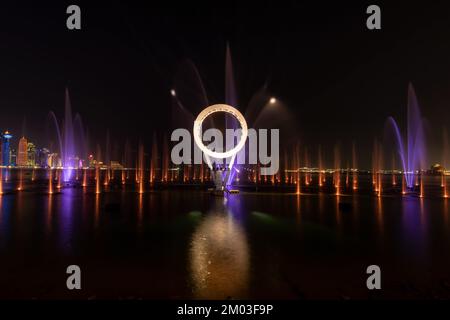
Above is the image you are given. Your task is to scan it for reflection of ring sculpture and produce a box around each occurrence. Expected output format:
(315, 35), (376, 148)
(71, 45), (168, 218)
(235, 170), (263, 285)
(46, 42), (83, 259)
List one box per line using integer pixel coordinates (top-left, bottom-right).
(193, 104), (248, 160)
(190, 212), (249, 299)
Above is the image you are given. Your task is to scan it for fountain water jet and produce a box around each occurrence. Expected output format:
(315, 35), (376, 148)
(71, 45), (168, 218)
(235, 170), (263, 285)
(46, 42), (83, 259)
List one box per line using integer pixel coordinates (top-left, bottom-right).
(442, 128), (449, 198)
(95, 166), (100, 194)
(334, 144), (341, 196)
(138, 143), (145, 194)
(48, 168), (53, 194)
(47, 88), (86, 183)
(149, 133), (158, 184)
(352, 142), (358, 190)
(82, 168), (87, 187)
(385, 83), (426, 190)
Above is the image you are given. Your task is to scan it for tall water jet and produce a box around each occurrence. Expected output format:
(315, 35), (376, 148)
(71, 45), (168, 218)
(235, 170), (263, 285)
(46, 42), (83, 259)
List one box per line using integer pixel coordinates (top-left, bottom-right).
(48, 168), (53, 194)
(138, 143), (145, 194)
(334, 144), (341, 196)
(124, 139), (131, 180)
(420, 173), (424, 198)
(345, 162), (349, 188)
(121, 168), (126, 185)
(104, 130), (111, 177)
(103, 166), (109, 186)
(304, 147), (310, 186)
(442, 128), (449, 198)
(57, 169), (61, 189)
(385, 83), (426, 190)
(283, 149), (288, 184)
(82, 167), (87, 187)
(377, 143), (383, 197)
(318, 145), (324, 187)
(47, 88), (84, 183)
(63, 88), (75, 182)
(295, 143), (301, 195)
(225, 43), (238, 133)
(352, 142), (358, 190)
(95, 166), (100, 194)
(95, 145), (101, 194)
(372, 139), (378, 189)
(402, 173), (406, 195)
(372, 139), (383, 196)
(162, 135), (169, 182)
(150, 133), (158, 184)
(200, 162), (204, 183)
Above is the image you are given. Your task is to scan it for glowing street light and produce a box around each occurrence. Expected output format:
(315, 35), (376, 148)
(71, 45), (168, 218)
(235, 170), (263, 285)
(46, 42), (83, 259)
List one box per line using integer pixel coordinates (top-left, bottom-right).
(269, 97), (276, 104)
(170, 89), (176, 97)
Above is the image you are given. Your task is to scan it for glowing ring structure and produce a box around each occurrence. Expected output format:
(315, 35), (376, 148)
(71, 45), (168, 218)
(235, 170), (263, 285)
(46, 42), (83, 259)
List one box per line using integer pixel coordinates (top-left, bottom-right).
(193, 104), (248, 159)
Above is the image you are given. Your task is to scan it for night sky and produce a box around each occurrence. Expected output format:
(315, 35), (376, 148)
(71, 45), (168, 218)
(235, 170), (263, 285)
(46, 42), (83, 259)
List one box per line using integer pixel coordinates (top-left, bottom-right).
(1, 1), (450, 168)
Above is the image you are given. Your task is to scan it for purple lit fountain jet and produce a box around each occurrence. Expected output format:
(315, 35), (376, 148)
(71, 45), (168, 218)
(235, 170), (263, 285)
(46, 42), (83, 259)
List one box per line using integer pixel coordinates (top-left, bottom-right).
(386, 83), (426, 189)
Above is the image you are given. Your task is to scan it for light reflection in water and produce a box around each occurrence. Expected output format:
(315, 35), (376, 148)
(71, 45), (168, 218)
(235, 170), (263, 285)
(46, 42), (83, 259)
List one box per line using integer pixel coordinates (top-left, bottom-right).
(0, 194), (12, 245)
(352, 195), (359, 232)
(444, 199), (449, 225)
(46, 194), (53, 235)
(0, 195), (2, 226)
(295, 194), (301, 224)
(335, 195), (341, 227)
(59, 189), (74, 254)
(95, 193), (100, 227)
(138, 193), (143, 232)
(401, 197), (428, 261)
(190, 199), (249, 299)
(376, 196), (384, 234)
(318, 192), (325, 223)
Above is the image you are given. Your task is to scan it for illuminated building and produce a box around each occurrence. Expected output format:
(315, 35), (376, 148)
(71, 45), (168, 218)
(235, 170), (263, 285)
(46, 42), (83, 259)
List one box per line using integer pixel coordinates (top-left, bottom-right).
(36, 148), (50, 167)
(110, 161), (124, 170)
(10, 149), (17, 166)
(47, 153), (60, 168)
(431, 163), (445, 174)
(17, 137), (28, 167)
(88, 154), (95, 168)
(1, 130), (12, 166)
(27, 142), (36, 166)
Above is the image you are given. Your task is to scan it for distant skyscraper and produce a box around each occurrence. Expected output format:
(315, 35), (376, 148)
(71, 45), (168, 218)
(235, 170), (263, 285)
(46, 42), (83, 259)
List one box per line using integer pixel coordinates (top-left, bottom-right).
(10, 149), (17, 166)
(17, 137), (28, 167)
(1, 131), (12, 166)
(27, 142), (36, 166)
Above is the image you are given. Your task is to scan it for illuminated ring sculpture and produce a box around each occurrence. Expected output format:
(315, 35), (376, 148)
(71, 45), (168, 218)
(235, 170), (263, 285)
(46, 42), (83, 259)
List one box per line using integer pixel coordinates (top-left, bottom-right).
(193, 104), (248, 160)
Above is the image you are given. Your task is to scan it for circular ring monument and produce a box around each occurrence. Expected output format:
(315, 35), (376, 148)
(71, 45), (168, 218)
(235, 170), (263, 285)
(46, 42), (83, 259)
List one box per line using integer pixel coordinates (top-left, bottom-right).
(193, 104), (248, 160)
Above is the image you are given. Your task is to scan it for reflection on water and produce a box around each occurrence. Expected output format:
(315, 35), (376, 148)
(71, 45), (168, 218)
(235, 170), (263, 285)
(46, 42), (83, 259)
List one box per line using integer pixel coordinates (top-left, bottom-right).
(401, 197), (428, 261)
(46, 195), (52, 235)
(59, 189), (75, 254)
(95, 193), (100, 227)
(0, 177), (449, 298)
(444, 200), (449, 225)
(376, 196), (383, 234)
(190, 198), (249, 299)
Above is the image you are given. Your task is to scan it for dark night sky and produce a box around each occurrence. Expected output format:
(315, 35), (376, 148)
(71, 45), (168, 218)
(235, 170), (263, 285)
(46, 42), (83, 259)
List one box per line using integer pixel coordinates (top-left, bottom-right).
(1, 1), (450, 168)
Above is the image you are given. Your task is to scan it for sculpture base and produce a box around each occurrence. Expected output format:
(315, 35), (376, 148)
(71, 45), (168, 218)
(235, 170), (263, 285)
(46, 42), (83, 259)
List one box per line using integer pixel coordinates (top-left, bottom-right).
(208, 188), (239, 196)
